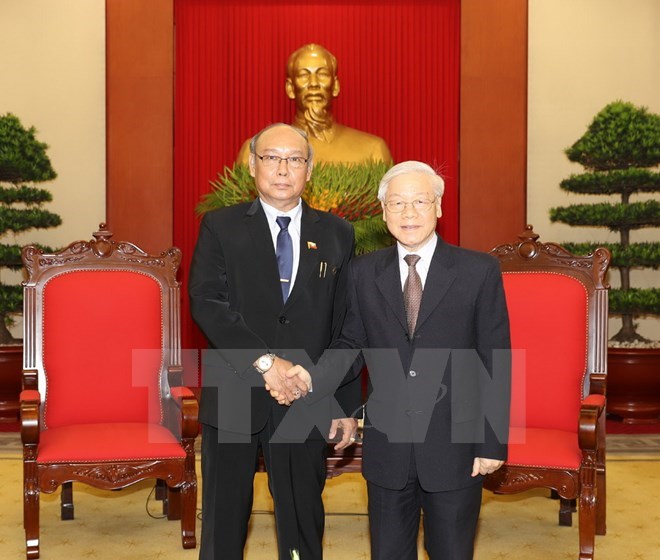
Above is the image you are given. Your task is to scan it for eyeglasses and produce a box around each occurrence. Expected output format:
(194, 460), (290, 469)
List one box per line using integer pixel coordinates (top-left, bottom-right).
(384, 198), (437, 213)
(255, 154), (308, 169)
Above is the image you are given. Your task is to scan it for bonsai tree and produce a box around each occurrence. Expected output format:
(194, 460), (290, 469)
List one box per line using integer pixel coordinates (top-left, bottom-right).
(197, 161), (394, 255)
(550, 101), (660, 344)
(0, 113), (61, 344)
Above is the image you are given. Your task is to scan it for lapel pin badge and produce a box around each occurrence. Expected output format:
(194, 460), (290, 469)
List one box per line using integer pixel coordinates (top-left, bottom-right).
(307, 241), (318, 250)
(319, 261), (328, 278)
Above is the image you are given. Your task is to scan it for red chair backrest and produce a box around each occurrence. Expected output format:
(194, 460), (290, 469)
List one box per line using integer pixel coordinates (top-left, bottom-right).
(503, 272), (588, 433)
(42, 270), (164, 428)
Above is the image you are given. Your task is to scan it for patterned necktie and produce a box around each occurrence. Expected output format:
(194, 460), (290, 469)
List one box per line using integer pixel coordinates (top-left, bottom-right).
(276, 216), (293, 302)
(403, 254), (423, 334)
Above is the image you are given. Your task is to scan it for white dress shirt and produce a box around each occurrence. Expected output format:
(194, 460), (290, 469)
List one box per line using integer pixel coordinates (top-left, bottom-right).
(397, 234), (438, 290)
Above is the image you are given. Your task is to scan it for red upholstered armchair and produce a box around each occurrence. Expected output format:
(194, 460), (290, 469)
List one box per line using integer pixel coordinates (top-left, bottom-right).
(20, 225), (198, 559)
(485, 226), (610, 560)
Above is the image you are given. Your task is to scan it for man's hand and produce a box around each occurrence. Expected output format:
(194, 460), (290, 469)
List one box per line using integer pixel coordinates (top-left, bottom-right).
(285, 364), (312, 391)
(262, 357), (294, 404)
(471, 457), (505, 477)
(263, 357), (310, 406)
(329, 417), (358, 450)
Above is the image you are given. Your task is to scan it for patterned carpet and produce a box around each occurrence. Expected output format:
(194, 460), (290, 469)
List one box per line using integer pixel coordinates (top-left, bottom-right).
(607, 434), (660, 454)
(0, 432), (658, 559)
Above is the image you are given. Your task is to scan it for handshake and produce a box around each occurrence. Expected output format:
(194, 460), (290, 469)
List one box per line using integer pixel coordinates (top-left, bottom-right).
(259, 355), (358, 450)
(260, 356), (312, 406)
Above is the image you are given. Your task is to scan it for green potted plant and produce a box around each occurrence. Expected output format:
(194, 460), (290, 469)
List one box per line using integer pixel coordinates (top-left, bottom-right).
(197, 160), (394, 255)
(549, 100), (659, 423)
(0, 113), (61, 421)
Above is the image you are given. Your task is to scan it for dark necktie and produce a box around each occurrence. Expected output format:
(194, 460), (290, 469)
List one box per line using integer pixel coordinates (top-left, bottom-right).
(403, 254), (423, 334)
(276, 216), (293, 302)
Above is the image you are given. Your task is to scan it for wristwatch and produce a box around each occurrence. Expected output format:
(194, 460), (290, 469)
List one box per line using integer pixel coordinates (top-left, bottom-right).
(253, 353), (276, 375)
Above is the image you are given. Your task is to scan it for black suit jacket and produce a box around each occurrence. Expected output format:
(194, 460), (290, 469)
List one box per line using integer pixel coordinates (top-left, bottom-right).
(318, 236), (511, 492)
(189, 199), (358, 436)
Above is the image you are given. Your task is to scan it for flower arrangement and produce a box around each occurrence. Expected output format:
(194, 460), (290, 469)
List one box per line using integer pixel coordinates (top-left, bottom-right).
(196, 161), (394, 255)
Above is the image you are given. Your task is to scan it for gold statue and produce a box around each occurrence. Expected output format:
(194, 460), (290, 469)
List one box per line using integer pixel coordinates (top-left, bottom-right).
(236, 43), (393, 165)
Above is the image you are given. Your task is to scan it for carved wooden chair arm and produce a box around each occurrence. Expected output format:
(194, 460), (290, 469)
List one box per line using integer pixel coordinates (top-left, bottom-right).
(20, 389), (41, 445)
(578, 394), (606, 451)
(170, 386), (199, 439)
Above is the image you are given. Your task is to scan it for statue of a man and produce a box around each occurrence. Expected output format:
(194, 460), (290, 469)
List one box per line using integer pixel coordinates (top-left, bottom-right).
(236, 43), (393, 164)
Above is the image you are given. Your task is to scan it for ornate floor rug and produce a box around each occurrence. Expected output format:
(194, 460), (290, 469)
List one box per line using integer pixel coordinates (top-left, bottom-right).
(1, 433), (658, 559)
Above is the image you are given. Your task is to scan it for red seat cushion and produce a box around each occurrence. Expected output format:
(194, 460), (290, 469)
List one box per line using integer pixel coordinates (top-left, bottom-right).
(37, 423), (186, 463)
(507, 427), (581, 470)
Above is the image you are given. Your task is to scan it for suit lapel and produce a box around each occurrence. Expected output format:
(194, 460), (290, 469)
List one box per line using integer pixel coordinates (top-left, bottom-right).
(416, 239), (457, 331)
(282, 202), (320, 309)
(374, 246), (408, 333)
(245, 199), (283, 305)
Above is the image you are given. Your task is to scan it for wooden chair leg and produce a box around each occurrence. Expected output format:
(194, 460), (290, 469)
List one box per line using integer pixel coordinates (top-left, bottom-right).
(60, 481), (74, 520)
(24, 481), (40, 559)
(166, 486), (182, 521)
(578, 487), (597, 560)
(596, 464), (606, 535)
(154, 479), (170, 517)
(155, 478), (167, 501)
(559, 497), (576, 527)
(180, 480), (197, 549)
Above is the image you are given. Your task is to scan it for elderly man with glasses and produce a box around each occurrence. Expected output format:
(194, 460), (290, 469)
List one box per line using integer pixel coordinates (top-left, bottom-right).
(286, 161), (512, 559)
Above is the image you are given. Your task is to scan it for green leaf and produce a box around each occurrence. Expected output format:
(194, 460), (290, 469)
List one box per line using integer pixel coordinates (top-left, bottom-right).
(560, 168), (659, 196)
(353, 215), (393, 255)
(565, 101), (660, 171)
(549, 200), (660, 230)
(0, 113), (57, 183)
(609, 288), (660, 315)
(0, 207), (62, 235)
(197, 165), (258, 214)
(0, 184), (54, 205)
(0, 285), (24, 314)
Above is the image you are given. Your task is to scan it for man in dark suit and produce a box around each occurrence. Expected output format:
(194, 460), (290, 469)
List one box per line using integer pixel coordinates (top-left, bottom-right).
(189, 123), (359, 560)
(286, 161), (511, 559)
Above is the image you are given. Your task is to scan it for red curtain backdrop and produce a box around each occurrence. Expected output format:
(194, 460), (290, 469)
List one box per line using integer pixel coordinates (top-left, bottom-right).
(174, 0), (460, 350)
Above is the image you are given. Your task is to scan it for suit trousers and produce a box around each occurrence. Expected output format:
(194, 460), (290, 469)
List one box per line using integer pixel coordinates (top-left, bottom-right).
(199, 419), (328, 560)
(367, 449), (483, 560)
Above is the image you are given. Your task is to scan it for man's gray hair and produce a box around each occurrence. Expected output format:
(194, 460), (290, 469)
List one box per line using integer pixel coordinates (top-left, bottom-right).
(249, 123), (314, 165)
(377, 161), (445, 201)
